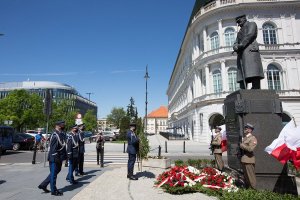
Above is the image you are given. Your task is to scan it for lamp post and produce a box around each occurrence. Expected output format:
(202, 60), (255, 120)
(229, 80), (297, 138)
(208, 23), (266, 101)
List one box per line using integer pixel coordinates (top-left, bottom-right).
(144, 65), (150, 134)
(86, 92), (93, 101)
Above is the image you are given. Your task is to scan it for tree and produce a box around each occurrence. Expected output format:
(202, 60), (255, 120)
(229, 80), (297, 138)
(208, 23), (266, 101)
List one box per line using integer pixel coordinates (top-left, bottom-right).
(83, 109), (97, 132)
(50, 99), (79, 131)
(0, 90), (45, 131)
(107, 107), (126, 128)
(127, 97), (137, 122)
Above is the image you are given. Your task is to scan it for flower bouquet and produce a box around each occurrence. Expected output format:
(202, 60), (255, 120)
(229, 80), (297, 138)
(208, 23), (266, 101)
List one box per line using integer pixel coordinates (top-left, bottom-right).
(155, 165), (238, 194)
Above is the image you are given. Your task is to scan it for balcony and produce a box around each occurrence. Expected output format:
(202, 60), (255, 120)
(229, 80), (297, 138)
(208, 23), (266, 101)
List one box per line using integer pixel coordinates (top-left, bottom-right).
(192, 0), (297, 23)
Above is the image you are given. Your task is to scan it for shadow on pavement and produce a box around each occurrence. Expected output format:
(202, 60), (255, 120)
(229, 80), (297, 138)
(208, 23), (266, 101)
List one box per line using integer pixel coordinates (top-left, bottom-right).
(135, 171), (155, 179)
(60, 181), (91, 192)
(84, 169), (102, 175)
(0, 180), (6, 185)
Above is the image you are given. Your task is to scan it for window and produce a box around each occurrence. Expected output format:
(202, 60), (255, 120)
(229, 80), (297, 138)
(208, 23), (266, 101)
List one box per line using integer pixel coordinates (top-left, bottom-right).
(267, 64), (281, 90)
(224, 28), (235, 50)
(263, 23), (277, 44)
(228, 68), (239, 91)
(210, 32), (219, 53)
(212, 70), (222, 93)
(198, 34), (204, 52)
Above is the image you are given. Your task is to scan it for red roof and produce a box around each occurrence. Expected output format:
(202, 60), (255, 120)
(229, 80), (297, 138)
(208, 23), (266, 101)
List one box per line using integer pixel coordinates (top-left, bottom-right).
(147, 106), (168, 118)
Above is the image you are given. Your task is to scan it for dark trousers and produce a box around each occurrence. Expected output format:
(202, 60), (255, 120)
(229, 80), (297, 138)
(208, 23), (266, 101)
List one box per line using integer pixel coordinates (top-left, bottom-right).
(39, 160), (62, 193)
(239, 78), (261, 89)
(127, 153), (136, 175)
(96, 148), (104, 165)
(76, 153), (84, 174)
(67, 158), (78, 182)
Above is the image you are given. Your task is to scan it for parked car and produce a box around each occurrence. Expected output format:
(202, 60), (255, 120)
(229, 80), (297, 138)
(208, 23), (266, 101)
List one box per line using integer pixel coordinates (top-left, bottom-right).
(0, 126), (14, 153)
(13, 133), (35, 151)
(84, 131), (93, 143)
(102, 131), (116, 141)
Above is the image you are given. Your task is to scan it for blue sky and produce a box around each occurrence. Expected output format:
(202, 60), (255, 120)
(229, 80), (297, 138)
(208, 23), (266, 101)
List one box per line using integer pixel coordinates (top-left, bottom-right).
(0, 0), (195, 118)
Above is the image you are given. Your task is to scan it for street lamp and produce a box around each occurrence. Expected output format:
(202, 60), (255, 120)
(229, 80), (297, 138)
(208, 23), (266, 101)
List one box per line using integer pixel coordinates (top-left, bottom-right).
(86, 92), (94, 101)
(144, 65), (150, 134)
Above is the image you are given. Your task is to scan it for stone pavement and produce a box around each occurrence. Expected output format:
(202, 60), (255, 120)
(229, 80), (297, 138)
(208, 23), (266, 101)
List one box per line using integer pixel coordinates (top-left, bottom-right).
(72, 166), (217, 200)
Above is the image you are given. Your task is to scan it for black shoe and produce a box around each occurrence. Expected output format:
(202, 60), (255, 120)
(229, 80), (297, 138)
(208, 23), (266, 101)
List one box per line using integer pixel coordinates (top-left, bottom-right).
(51, 190), (63, 196)
(129, 175), (138, 180)
(70, 180), (78, 184)
(38, 185), (50, 193)
(79, 173), (85, 176)
(75, 173), (79, 177)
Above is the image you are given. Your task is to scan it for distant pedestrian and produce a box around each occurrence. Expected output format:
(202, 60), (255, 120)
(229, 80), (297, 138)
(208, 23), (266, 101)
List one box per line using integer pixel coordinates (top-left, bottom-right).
(38, 120), (67, 196)
(211, 126), (224, 171)
(127, 123), (139, 180)
(240, 123), (257, 189)
(76, 123), (86, 176)
(66, 125), (79, 184)
(35, 129), (44, 151)
(96, 132), (105, 166)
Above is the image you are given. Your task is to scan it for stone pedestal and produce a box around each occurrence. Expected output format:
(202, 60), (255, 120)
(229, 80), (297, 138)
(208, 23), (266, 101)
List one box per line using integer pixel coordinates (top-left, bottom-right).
(223, 90), (297, 194)
(142, 158), (171, 169)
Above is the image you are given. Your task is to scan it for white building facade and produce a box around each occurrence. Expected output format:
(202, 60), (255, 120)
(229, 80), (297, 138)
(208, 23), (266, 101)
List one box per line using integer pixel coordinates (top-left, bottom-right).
(167, 0), (300, 143)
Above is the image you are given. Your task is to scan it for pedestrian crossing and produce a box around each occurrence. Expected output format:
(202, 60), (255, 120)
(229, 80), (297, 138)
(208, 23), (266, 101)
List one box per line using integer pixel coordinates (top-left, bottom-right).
(84, 152), (131, 166)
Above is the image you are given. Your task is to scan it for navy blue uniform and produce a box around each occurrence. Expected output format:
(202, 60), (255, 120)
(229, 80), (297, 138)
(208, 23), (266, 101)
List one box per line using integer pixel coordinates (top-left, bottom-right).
(126, 130), (139, 176)
(66, 132), (79, 183)
(39, 130), (66, 193)
(76, 131), (85, 175)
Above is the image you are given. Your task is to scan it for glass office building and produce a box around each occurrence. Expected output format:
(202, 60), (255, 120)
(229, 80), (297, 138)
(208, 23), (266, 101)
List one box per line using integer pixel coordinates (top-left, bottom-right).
(0, 81), (97, 116)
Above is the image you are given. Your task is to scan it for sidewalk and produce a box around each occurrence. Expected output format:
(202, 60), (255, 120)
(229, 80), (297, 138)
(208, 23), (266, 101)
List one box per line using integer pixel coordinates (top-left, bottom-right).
(72, 166), (217, 200)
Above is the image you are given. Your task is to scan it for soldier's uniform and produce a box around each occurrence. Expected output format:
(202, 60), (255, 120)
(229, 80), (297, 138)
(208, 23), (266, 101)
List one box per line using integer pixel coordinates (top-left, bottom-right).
(66, 126), (79, 184)
(76, 124), (85, 176)
(240, 123), (257, 189)
(38, 121), (66, 196)
(211, 128), (224, 171)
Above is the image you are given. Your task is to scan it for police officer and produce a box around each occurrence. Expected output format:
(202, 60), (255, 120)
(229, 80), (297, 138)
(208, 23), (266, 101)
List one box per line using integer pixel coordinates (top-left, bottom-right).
(211, 126), (224, 171)
(66, 125), (79, 184)
(127, 123), (139, 180)
(38, 120), (67, 196)
(76, 123), (85, 176)
(96, 132), (105, 166)
(240, 123), (257, 189)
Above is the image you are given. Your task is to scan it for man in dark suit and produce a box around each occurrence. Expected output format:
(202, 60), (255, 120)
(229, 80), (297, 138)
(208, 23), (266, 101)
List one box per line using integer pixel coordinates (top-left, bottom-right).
(66, 125), (79, 184)
(38, 120), (66, 196)
(126, 123), (139, 180)
(233, 15), (264, 89)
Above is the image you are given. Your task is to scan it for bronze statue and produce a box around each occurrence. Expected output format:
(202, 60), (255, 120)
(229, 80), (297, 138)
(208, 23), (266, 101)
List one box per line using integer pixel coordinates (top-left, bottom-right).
(233, 15), (264, 89)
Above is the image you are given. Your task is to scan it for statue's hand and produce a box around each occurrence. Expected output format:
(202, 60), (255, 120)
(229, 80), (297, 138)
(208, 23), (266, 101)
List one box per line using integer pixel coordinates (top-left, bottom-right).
(233, 45), (238, 52)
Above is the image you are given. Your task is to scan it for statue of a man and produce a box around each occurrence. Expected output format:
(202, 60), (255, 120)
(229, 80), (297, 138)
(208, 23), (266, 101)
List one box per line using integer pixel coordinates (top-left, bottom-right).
(233, 15), (264, 89)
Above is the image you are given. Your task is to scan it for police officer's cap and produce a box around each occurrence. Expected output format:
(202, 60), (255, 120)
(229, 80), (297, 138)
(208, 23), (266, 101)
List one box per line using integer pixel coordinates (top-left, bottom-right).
(235, 15), (246, 22)
(129, 123), (136, 127)
(71, 125), (78, 129)
(215, 126), (222, 131)
(55, 120), (65, 126)
(244, 123), (254, 130)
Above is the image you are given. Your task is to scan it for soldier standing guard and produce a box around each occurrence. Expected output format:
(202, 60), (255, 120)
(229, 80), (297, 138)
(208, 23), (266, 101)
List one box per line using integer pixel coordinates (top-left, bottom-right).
(38, 120), (67, 196)
(240, 123), (257, 189)
(127, 123), (139, 180)
(211, 126), (224, 171)
(66, 125), (79, 184)
(76, 123), (85, 176)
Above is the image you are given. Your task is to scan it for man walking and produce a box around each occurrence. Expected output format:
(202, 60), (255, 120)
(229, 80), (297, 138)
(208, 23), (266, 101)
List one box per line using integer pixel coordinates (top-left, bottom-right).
(66, 125), (79, 184)
(38, 121), (67, 196)
(76, 123), (85, 176)
(211, 126), (224, 171)
(96, 132), (105, 166)
(126, 123), (139, 180)
(240, 123), (257, 189)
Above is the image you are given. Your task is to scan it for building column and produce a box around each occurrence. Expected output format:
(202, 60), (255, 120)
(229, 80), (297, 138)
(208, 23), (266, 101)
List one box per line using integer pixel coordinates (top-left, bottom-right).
(205, 65), (210, 94)
(291, 14), (297, 43)
(280, 14), (286, 44)
(218, 19), (224, 51)
(203, 27), (207, 53)
(220, 60), (228, 92)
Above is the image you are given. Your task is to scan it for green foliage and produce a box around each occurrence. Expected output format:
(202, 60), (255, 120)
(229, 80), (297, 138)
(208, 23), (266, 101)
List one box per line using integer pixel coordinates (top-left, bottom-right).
(174, 159), (184, 166)
(174, 159), (215, 169)
(83, 109), (97, 132)
(107, 107), (126, 128)
(0, 90), (45, 131)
